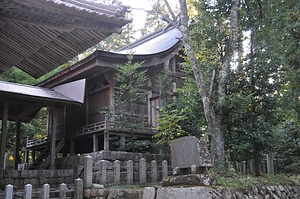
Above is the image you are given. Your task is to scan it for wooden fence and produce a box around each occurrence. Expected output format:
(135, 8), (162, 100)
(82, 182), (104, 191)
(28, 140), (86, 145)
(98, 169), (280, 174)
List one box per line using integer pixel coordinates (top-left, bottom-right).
(2, 179), (83, 199)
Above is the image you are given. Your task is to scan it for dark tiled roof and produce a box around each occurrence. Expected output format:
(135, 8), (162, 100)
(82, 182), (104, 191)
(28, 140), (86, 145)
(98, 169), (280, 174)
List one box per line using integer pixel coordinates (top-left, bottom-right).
(116, 27), (181, 55)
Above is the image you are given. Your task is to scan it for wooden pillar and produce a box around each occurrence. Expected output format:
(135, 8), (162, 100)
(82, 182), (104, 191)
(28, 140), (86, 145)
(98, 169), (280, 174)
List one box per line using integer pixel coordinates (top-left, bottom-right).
(14, 121), (21, 169)
(0, 99), (9, 173)
(147, 78), (153, 125)
(93, 134), (98, 152)
(50, 108), (57, 170)
(63, 106), (67, 157)
(104, 131), (109, 151)
(70, 138), (75, 156)
(32, 150), (36, 162)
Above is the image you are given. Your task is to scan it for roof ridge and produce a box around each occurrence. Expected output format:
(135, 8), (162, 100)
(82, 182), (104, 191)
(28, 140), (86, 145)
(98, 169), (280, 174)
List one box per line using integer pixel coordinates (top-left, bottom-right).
(116, 25), (177, 52)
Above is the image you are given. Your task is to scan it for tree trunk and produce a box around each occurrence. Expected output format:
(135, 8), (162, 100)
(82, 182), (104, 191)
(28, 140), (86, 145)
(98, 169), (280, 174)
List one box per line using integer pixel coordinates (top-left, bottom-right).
(177, 0), (239, 169)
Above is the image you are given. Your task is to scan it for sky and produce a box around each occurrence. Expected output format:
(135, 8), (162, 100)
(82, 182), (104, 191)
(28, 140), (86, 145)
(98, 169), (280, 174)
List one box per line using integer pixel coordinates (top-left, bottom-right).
(120, 0), (178, 30)
(120, 0), (154, 29)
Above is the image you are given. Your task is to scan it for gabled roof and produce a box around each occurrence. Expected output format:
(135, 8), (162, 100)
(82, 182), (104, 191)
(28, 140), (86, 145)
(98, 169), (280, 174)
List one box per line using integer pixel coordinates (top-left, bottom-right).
(38, 26), (183, 88)
(0, 0), (131, 78)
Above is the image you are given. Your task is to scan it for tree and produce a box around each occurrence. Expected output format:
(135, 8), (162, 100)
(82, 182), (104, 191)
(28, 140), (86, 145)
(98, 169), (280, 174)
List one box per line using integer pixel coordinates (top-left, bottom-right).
(157, 0), (239, 169)
(139, 0), (168, 37)
(110, 55), (150, 152)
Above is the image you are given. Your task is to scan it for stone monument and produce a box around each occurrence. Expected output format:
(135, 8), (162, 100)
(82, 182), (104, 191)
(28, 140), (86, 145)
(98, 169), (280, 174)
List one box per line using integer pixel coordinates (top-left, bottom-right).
(171, 136), (212, 175)
(161, 136), (214, 186)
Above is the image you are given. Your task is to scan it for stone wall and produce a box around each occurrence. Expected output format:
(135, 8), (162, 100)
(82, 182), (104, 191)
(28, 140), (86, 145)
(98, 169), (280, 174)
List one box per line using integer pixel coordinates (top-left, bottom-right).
(84, 185), (300, 199)
(1, 170), (74, 189)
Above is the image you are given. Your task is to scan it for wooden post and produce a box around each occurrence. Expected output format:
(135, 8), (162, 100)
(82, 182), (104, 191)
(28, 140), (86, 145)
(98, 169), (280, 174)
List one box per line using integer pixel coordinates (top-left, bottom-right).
(139, 158), (146, 184)
(241, 161), (246, 175)
(14, 121), (21, 169)
(104, 131), (109, 150)
(114, 160), (120, 185)
(70, 138), (75, 156)
(266, 154), (274, 175)
(0, 100), (8, 173)
(93, 134), (98, 152)
(50, 108), (57, 170)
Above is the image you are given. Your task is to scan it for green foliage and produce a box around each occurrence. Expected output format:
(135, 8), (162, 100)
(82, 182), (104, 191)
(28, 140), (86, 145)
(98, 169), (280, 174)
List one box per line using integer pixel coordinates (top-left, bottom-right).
(216, 174), (297, 188)
(140, 0), (168, 37)
(274, 121), (300, 175)
(0, 67), (37, 85)
(110, 54), (150, 152)
(4, 109), (47, 157)
(154, 104), (189, 146)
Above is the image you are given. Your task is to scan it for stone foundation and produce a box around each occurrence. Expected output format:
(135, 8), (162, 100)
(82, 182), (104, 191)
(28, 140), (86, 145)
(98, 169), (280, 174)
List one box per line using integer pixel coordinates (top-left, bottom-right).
(83, 185), (300, 199)
(1, 170), (74, 189)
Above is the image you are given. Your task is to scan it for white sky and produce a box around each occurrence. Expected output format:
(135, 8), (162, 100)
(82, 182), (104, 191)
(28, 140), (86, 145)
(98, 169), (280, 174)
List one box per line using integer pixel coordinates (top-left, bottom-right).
(120, 0), (178, 30)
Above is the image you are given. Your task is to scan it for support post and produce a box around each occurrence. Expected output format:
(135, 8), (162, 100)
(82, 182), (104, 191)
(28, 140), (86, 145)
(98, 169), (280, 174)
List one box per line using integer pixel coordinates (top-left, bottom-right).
(266, 154), (274, 175)
(241, 161), (246, 175)
(14, 121), (21, 170)
(70, 139), (75, 156)
(0, 100), (8, 173)
(50, 108), (57, 170)
(103, 131), (109, 151)
(93, 134), (98, 152)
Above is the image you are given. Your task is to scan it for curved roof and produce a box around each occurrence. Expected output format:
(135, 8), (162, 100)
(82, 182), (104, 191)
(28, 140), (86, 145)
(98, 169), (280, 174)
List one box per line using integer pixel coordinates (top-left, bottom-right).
(117, 27), (182, 55)
(38, 26), (182, 88)
(0, 0), (131, 78)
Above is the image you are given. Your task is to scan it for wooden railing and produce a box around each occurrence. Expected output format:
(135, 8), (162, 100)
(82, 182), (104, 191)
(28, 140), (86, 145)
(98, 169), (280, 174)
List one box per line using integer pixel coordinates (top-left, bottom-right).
(71, 120), (108, 137)
(26, 137), (48, 148)
(71, 116), (155, 137)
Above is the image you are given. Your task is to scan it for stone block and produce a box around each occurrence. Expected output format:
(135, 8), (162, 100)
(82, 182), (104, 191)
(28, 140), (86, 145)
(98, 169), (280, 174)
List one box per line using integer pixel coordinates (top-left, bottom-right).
(143, 187), (156, 199)
(171, 136), (212, 169)
(156, 187), (213, 199)
(161, 174), (215, 187)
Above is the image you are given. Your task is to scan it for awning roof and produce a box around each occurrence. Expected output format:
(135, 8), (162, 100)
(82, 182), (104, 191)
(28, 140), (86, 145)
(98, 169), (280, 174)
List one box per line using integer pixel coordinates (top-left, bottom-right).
(0, 0), (131, 78)
(0, 80), (84, 122)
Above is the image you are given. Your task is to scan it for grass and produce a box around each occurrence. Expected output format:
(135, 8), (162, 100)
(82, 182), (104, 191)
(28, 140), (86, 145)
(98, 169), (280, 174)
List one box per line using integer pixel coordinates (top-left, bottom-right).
(107, 182), (160, 190)
(105, 175), (298, 190)
(216, 174), (299, 189)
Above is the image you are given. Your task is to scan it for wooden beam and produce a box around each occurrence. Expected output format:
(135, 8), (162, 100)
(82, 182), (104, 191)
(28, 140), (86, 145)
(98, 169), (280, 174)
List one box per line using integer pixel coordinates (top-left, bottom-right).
(0, 99), (8, 172)
(50, 108), (57, 170)
(15, 102), (44, 121)
(14, 121), (21, 170)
